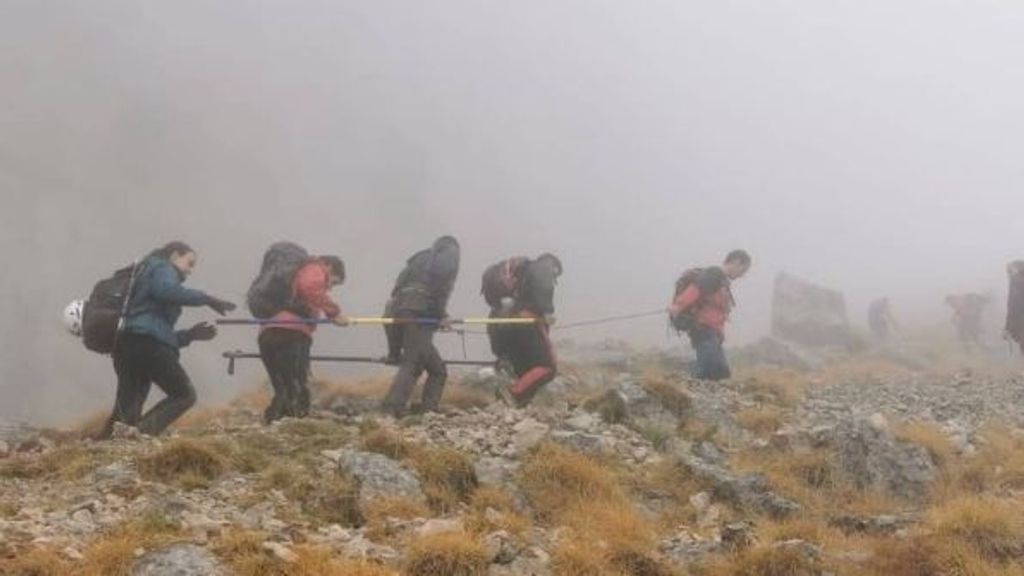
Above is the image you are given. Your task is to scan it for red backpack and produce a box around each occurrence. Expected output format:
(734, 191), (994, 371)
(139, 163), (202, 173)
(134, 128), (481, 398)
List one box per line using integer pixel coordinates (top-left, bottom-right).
(669, 268), (703, 332)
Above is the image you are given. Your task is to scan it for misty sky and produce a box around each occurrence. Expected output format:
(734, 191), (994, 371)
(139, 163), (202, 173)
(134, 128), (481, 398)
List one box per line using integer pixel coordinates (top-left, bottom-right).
(2, 1), (1022, 424)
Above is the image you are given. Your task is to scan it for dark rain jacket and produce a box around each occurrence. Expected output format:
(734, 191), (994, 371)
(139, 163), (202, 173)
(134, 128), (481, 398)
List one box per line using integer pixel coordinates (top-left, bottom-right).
(123, 257), (214, 349)
(390, 238), (460, 318)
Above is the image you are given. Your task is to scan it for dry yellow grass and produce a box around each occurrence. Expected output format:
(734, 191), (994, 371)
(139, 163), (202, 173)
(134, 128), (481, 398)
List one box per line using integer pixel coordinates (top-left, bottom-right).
(464, 487), (531, 538)
(408, 447), (479, 514)
(894, 421), (957, 470)
(403, 532), (490, 576)
(0, 444), (107, 481)
(705, 544), (823, 576)
(521, 443), (662, 572)
(737, 368), (809, 408)
(640, 378), (692, 419)
(360, 427), (415, 460)
(360, 427), (479, 514)
(214, 531), (397, 576)
(136, 438), (226, 489)
(927, 496), (1024, 562)
(75, 515), (183, 576)
(364, 496), (431, 541)
(0, 547), (68, 575)
(736, 406), (786, 436)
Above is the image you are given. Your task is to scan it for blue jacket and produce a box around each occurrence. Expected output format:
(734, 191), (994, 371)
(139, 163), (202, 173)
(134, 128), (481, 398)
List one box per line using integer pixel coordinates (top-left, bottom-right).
(123, 256), (213, 349)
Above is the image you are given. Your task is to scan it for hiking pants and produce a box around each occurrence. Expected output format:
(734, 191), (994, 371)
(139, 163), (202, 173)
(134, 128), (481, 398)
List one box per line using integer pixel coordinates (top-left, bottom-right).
(102, 333), (196, 438)
(689, 327), (731, 381)
(487, 308), (512, 361)
(382, 323), (446, 415)
(506, 324), (557, 406)
(259, 329), (313, 423)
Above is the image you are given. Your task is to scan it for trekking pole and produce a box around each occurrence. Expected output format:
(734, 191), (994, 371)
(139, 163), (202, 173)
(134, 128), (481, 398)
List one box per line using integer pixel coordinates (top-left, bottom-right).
(215, 317), (540, 327)
(222, 350), (495, 375)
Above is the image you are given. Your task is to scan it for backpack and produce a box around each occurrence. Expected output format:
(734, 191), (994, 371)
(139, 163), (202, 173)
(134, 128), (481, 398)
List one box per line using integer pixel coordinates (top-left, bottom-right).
(247, 242), (310, 318)
(81, 261), (146, 354)
(481, 257), (529, 309)
(669, 268), (703, 333)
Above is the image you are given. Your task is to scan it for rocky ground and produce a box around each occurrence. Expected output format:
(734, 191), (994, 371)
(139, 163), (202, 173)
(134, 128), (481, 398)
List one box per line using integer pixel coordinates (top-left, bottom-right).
(3, 340), (1024, 576)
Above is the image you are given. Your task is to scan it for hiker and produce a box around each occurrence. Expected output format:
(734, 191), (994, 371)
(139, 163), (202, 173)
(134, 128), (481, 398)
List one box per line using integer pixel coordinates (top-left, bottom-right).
(100, 242), (236, 438)
(667, 250), (752, 381)
(482, 254), (563, 407)
(381, 236), (460, 416)
(868, 297), (899, 341)
(1004, 260), (1024, 355)
(254, 247), (349, 424)
(945, 293), (990, 349)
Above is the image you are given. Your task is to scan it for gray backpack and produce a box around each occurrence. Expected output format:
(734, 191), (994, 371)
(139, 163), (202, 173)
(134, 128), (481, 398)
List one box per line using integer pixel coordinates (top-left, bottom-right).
(247, 242), (310, 318)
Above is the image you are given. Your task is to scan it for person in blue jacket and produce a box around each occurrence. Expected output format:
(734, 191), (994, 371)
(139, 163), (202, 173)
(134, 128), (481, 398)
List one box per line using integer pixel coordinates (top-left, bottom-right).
(99, 241), (236, 438)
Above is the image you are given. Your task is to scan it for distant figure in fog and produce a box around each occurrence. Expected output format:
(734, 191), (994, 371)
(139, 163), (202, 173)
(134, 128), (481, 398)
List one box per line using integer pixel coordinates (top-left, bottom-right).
(868, 297), (899, 341)
(945, 293), (990, 350)
(1004, 261), (1024, 355)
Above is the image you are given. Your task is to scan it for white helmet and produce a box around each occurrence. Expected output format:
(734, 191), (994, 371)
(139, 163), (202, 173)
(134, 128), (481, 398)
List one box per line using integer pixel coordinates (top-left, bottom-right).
(64, 299), (85, 337)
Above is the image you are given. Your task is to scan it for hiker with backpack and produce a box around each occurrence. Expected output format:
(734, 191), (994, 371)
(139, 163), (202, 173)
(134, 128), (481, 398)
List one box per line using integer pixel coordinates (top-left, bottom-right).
(482, 254), (563, 407)
(667, 250), (752, 381)
(1004, 260), (1024, 355)
(99, 241), (236, 439)
(247, 243), (349, 423)
(381, 236), (460, 417)
(945, 292), (990, 350)
(868, 297), (899, 342)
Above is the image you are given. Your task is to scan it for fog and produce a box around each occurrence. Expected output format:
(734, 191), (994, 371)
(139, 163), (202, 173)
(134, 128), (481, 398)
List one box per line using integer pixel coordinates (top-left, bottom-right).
(2, 1), (1022, 424)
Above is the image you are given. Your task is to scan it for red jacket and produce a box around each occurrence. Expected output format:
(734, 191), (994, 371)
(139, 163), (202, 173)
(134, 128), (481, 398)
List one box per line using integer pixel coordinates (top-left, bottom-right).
(669, 268), (734, 337)
(263, 260), (341, 336)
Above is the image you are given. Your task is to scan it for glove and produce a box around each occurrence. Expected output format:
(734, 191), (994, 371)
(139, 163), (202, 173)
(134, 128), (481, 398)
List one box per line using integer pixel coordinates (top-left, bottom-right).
(438, 316), (453, 331)
(207, 297), (237, 316)
(544, 314), (557, 326)
(186, 322), (217, 342)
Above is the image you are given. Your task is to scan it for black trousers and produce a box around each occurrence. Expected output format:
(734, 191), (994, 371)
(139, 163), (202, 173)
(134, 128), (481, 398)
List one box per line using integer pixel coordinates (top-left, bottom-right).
(382, 323), (447, 416)
(258, 329), (313, 423)
(505, 324), (557, 406)
(101, 333), (196, 438)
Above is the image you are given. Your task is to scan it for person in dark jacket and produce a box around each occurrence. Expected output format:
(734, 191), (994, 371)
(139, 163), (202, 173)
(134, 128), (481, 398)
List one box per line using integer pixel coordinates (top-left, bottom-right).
(868, 297), (899, 341)
(668, 250), (751, 381)
(487, 254), (563, 408)
(381, 236), (460, 416)
(259, 255), (348, 424)
(946, 293), (990, 350)
(1004, 260), (1024, 355)
(100, 242), (235, 438)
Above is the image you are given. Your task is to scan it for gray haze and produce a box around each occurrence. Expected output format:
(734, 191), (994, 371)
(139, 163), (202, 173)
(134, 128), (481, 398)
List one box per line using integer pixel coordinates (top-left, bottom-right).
(2, 1), (1022, 424)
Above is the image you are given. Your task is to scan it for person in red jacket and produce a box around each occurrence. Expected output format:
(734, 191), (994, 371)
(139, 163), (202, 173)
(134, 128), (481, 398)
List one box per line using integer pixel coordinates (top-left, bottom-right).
(260, 256), (348, 423)
(668, 250), (751, 380)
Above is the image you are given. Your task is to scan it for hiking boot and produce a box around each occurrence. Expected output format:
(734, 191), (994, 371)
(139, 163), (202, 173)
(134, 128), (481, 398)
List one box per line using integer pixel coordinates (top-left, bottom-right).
(495, 385), (518, 407)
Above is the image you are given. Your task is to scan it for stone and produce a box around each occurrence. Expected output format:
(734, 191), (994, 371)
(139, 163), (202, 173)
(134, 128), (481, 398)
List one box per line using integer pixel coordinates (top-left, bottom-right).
(475, 457), (519, 487)
(337, 450), (424, 504)
(414, 518), (463, 537)
(832, 417), (936, 501)
(771, 272), (862, 349)
(484, 530), (519, 564)
(262, 541), (297, 563)
(131, 544), (226, 576)
(511, 418), (550, 454)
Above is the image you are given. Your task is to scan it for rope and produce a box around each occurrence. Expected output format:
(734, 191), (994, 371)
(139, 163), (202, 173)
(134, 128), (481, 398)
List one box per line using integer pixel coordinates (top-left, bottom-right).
(554, 309), (665, 331)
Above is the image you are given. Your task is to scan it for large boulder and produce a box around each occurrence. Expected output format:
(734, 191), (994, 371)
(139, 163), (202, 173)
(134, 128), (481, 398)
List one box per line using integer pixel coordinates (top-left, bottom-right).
(832, 416), (936, 501)
(337, 450), (425, 505)
(771, 272), (860, 349)
(674, 450), (801, 519)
